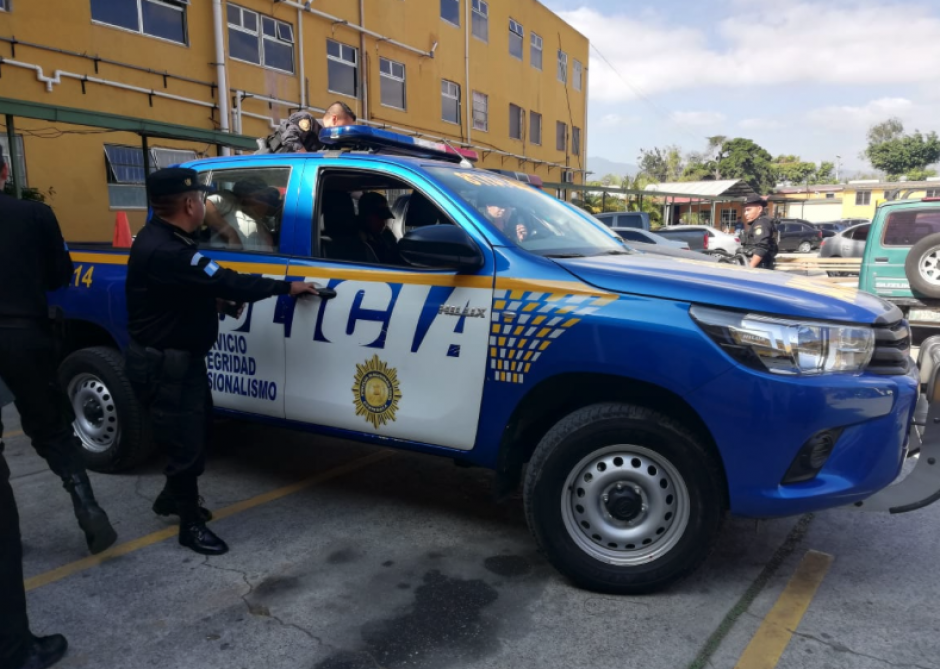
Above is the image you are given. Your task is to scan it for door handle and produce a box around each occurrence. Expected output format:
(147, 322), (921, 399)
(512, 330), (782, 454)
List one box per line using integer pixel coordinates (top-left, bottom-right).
(875, 257), (889, 263)
(314, 287), (337, 300)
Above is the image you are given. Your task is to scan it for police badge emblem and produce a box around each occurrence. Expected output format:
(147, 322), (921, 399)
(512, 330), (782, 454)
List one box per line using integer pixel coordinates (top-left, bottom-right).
(352, 355), (402, 428)
(298, 118), (312, 132)
(754, 226), (762, 235)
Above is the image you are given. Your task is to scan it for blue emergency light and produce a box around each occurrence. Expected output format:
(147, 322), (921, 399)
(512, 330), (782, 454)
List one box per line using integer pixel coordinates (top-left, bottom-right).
(318, 125), (479, 164)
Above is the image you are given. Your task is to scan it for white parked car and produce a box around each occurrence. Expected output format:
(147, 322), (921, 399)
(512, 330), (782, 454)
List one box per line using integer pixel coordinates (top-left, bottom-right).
(657, 225), (741, 257)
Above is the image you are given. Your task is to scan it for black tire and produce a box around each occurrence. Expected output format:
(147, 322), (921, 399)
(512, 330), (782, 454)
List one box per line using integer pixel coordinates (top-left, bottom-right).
(905, 232), (940, 298)
(59, 347), (154, 473)
(798, 241), (812, 253)
(524, 403), (724, 594)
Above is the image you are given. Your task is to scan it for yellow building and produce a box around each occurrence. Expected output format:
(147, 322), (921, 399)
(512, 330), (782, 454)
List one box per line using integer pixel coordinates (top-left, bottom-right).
(0, 0), (588, 239)
(841, 180), (940, 219)
(772, 180), (940, 222)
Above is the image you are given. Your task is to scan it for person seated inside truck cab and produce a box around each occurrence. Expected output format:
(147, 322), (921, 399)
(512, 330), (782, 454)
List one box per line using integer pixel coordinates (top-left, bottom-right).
(356, 192), (403, 265)
(204, 178), (281, 252)
(321, 189), (379, 263)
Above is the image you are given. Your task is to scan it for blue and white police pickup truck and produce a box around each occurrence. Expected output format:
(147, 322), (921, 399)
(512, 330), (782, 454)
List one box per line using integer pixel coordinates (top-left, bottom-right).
(50, 126), (940, 593)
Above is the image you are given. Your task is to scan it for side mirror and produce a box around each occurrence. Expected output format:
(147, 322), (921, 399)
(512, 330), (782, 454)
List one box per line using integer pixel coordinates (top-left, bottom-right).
(399, 225), (485, 271)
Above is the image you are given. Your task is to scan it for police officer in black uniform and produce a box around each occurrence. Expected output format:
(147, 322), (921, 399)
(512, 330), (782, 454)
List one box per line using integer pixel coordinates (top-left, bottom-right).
(126, 168), (318, 555)
(257, 102), (357, 154)
(0, 148), (75, 669)
(740, 194), (778, 269)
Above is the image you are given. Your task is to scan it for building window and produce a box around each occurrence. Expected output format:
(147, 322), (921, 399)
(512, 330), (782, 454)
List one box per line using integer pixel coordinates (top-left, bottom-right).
(825, 193), (835, 199)
(103, 144), (197, 209)
(721, 209), (738, 225)
(327, 39), (358, 97)
(558, 50), (568, 83)
(855, 191), (872, 206)
(530, 111), (542, 145)
(572, 126), (581, 156)
(442, 80), (461, 125)
(227, 4), (294, 73)
(509, 104), (524, 141)
(556, 121), (567, 151)
(379, 58), (406, 110)
(440, 0), (459, 26)
(0, 0), (9, 11)
(509, 19), (523, 60)
(927, 188), (940, 198)
(91, 0), (187, 44)
(471, 0), (488, 42)
(473, 91), (488, 132)
(531, 33), (543, 70)
(0, 135), (27, 187)
(573, 60), (582, 92)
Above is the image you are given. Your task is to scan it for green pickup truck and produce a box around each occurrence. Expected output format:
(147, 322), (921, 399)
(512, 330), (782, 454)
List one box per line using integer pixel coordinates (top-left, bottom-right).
(859, 196), (940, 326)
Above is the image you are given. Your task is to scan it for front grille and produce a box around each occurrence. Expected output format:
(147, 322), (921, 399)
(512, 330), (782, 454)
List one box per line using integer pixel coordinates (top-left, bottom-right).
(868, 320), (912, 375)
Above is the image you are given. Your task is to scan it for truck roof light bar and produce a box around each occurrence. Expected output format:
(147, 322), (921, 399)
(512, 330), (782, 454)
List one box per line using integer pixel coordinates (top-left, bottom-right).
(318, 125), (478, 164)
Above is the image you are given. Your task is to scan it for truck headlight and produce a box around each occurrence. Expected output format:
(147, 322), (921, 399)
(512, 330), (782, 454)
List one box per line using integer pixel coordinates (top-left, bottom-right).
(690, 306), (875, 375)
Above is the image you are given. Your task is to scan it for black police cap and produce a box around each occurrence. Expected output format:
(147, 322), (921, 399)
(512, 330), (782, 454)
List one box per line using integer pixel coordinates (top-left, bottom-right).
(743, 194), (766, 207)
(147, 167), (213, 198)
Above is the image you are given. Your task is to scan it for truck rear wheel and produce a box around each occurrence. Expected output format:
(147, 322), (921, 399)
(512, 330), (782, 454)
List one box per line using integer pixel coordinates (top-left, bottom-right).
(524, 403), (724, 594)
(905, 232), (940, 298)
(59, 347), (154, 473)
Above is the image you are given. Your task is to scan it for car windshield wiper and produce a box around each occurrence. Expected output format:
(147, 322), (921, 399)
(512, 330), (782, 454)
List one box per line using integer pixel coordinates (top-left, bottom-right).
(543, 252), (587, 258)
(599, 249), (631, 256)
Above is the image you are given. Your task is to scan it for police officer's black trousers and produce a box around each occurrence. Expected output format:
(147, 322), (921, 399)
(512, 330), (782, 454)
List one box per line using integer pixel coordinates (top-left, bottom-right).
(125, 343), (211, 519)
(0, 441), (30, 669)
(0, 325), (87, 480)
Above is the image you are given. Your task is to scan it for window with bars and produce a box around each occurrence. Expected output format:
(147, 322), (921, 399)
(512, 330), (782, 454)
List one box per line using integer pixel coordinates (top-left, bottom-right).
(509, 19), (523, 60)
(473, 91), (488, 132)
(531, 32), (542, 70)
(103, 144), (197, 208)
(558, 50), (568, 84)
(721, 209), (738, 224)
(440, 0), (459, 26)
(227, 4), (294, 73)
(855, 191), (872, 206)
(471, 0), (488, 41)
(0, 135), (27, 187)
(509, 104), (524, 141)
(327, 39), (358, 97)
(530, 111), (542, 145)
(442, 80), (461, 125)
(573, 60), (582, 91)
(379, 57), (406, 110)
(91, 0), (188, 44)
(556, 121), (567, 151)
(572, 126), (581, 156)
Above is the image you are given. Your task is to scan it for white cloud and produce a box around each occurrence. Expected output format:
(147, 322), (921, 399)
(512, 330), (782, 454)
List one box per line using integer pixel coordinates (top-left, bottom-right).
(556, 2), (940, 102)
(670, 111), (726, 127)
(739, 118), (787, 130)
(806, 98), (915, 129)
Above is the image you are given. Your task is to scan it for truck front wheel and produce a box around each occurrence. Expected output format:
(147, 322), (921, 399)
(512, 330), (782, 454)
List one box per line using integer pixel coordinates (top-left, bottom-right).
(59, 347), (154, 473)
(524, 403), (724, 594)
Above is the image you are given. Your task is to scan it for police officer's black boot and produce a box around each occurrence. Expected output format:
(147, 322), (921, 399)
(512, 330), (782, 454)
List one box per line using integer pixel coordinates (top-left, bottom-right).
(152, 487), (213, 523)
(62, 473), (117, 555)
(13, 634), (68, 669)
(170, 476), (228, 556)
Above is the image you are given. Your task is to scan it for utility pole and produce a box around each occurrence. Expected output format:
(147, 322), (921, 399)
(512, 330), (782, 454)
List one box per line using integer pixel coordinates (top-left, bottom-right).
(836, 155), (842, 183)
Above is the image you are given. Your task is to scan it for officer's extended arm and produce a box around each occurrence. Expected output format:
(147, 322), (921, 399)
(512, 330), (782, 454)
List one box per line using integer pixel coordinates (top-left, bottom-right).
(150, 247), (315, 302)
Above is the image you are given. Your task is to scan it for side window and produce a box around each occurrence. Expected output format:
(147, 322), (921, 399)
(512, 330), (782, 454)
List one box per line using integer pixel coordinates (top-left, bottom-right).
(619, 230), (643, 242)
(882, 210), (940, 246)
(314, 170), (454, 267)
(198, 167), (291, 254)
(850, 225), (871, 241)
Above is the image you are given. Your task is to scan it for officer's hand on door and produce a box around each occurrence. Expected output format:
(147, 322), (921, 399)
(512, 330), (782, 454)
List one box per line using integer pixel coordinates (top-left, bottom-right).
(288, 281), (321, 298)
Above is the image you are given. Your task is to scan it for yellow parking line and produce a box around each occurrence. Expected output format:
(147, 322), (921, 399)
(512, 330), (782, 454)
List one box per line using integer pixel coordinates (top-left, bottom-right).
(735, 550), (834, 669)
(3, 429), (24, 439)
(25, 450), (395, 592)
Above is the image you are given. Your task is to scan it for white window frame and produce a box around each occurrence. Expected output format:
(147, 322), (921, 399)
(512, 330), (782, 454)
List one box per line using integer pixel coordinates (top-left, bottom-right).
(556, 121), (567, 152)
(509, 104), (524, 141)
(721, 209), (738, 225)
(573, 60), (582, 92)
(509, 19), (524, 60)
(530, 111), (542, 146)
(379, 57), (407, 111)
(91, 0), (189, 45)
(531, 32), (543, 70)
(471, 0), (488, 42)
(0, 0), (10, 12)
(473, 91), (488, 132)
(855, 191), (872, 206)
(228, 3), (295, 74)
(326, 39), (359, 98)
(440, 0), (460, 27)
(926, 188), (940, 198)
(442, 80), (461, 125)
(572, 126), (581, 156)
(558, 50), (568, 84)
(103, 144), (195, 210)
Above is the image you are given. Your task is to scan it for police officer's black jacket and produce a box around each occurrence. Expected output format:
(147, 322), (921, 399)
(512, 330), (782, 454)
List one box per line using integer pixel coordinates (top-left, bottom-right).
(126, 216), (291, 356)
(741, 215), (778, 263)
(0, 193), (73, 320)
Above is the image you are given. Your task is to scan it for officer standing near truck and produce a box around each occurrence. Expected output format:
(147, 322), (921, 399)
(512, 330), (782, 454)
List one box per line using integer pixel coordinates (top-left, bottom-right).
(740, 194), (778, 269)
(126, 167), (319, 556)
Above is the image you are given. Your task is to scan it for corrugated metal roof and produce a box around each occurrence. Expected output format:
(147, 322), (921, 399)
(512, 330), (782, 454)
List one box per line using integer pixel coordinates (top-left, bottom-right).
(644, 180), (756, 198)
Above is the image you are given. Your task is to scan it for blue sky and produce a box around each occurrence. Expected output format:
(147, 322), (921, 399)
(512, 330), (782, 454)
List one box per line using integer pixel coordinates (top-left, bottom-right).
(545, 0), (940, 173)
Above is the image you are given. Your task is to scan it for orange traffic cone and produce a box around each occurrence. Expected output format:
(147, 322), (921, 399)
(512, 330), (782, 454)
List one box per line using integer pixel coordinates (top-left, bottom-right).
(113, 211), (133, 248)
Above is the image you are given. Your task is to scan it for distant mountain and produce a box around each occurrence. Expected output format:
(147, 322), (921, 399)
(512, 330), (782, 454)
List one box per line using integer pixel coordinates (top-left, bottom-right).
(587, 156), (638, 180)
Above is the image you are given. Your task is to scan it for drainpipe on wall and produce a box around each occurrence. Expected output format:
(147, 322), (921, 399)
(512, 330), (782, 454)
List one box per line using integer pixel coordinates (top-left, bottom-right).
(359, 0), (368, 121)
(298, 6), (306, 108)
(211, 0), (232, 155)
(465, 0), (471, 145)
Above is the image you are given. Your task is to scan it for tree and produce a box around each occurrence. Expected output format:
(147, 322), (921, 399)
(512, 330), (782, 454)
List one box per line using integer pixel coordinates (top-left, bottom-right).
(637, 145), (684, 182)
(771, 156), (838, 185)
(865, 119), (940, 180)
(712, 138), (776, 193)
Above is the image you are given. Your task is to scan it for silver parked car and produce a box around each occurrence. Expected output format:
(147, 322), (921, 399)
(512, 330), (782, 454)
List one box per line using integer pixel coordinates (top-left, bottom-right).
(818, 222), (871, 259)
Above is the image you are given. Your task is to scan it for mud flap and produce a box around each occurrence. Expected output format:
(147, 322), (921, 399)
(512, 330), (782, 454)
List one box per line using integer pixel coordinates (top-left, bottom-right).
(852, 336), (940, 513)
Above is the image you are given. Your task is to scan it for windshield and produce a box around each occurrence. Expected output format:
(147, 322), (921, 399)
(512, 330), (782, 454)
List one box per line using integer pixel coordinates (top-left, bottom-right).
(428, 168), (626, 257)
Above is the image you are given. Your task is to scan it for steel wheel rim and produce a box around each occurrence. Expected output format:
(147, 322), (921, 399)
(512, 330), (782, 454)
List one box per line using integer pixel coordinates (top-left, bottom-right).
(918, 247), (940, 286)
(799, 242), (811, 253)
(68, 373), (120, 454)
(561, 444), (691, 566)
